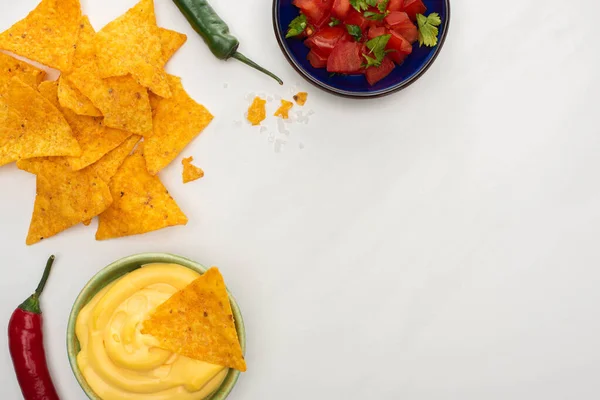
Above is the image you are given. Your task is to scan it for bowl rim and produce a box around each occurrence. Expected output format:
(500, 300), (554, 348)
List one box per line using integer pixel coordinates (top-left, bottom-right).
(272, 0), (451, 98)
(66, 252), (246, 400)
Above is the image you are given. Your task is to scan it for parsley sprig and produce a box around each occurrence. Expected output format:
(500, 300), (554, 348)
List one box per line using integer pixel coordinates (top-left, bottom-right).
(416, 13), (442, 47)
(362, 34), (391, 68)
(286, 14), (307, 39)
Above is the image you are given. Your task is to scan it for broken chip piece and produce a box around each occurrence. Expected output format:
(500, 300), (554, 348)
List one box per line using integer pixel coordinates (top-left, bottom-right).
(293, 92), (308, 106)
(182, 156), (204, 183)
(274, 99), (294, 119)
(142, 267), (247, 372)
(247, 96), (266, 126)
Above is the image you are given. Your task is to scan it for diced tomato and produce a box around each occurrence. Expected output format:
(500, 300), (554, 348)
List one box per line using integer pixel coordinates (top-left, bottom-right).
(307, 50), (329, 68)
(293, 0), (334, 27)
(385, 11), (418, 43)
(368, 26), (387, 40)
(304, 26), (348, 56)
(403, 0), (426, 21)
(344, 9), (370, 31)
(327, 41), (364, 74)
(365, 56), (395, 85)
(386, 30), (412, 64)
(332, 0), (351, 19)
(387, 0), (403, 12)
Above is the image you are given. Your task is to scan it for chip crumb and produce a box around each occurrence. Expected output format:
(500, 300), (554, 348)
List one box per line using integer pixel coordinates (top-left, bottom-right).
(293, 92), (308, 106)
(274, 99), (294, 119)
(182, 156), (204, 184)
(247, 96), (266, 126)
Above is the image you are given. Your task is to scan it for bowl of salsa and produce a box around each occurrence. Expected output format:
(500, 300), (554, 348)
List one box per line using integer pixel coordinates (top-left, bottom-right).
(273, 0), (450, 98)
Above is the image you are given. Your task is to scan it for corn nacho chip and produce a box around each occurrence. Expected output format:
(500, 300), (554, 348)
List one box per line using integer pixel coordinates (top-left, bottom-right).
(142, 267), (247, 372)
(57, 76), (102, 117)
(144, 75), (213, 175)
(94, 0), (170, 98)
(66, 66), (152, 135)
(38, 81), (132, 170)
(57, 16), (101, 116)
(96, 152), (187, 240)
(274, 99), (294, 119)
(247, 96), (266, 126)
(293, 92), (308, 106)
(0, 52), (46, 95)
(0, 0), (82, 71)
(88, 134), (141, 183)
(16, 157), (113, 245)
(0, 77), (80, 166)
(182, 157), (204, 183)
(159, 28), (187, 66)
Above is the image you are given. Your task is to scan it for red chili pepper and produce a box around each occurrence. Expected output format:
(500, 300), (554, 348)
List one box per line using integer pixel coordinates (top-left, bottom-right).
(8, 255), (60, 400)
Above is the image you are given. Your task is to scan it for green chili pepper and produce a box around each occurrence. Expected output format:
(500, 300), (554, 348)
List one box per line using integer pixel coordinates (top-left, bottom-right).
(173, 0), (283, 85)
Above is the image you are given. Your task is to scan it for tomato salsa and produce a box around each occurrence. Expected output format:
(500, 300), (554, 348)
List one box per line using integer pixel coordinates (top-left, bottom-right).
(285, 0), (441, 86)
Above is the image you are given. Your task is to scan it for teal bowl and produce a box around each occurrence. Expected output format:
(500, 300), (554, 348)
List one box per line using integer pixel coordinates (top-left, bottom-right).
(66, 253), (246, 400)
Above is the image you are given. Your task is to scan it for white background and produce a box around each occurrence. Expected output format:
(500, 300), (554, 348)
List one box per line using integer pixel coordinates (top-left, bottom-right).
(1, 0), (600, 399)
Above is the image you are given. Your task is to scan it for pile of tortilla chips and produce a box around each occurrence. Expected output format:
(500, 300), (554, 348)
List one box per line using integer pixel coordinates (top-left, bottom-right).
(0, 0), (214, 245)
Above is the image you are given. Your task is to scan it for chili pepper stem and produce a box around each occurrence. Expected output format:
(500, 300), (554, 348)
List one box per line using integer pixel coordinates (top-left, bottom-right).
(232, 52), (284, 85)
(19, 255), (55, 314)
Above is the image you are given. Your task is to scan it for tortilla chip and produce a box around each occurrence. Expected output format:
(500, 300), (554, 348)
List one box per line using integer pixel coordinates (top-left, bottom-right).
(293, 92), (308, 106)
(159, 28), (187, 66)
(144, 75), (213, 175)
(94, 0), (170, 98)
(16, 157), (113, 245)
(0, 0), (82, 71)
(57, 76), (102, 117)
(66, 66), (152, 135)
(96, 152), (187, 240)
(0, 52), (46, 95)
(142, 267), (246, 371)
(274, 99), (294, 119)
(87, 134), (141, 183)
(247, 97), (266, 126)
(182, 157), (204, 183)
(83, 219), (92, 226)
(38, 81), (132, 170)
(0, 78), (80, 166)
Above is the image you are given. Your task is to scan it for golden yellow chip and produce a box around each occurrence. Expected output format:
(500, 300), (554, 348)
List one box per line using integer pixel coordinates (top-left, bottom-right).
(0, 52), (46, 95)
(0, 0), (82, 71)
(274, 99), (294, 119)
(66, 66), (153, 135)
(94, 0), (170, 98)
(57, 16), (102, 116)
(16, 157), (112, 245)
(142, 267), (247, 372)
(247, 97), (266, 126)
(0, 78), (80, 166)
(182, 157), (204, 183)
(38, 81), (132, 170)
(293, 92), (308, 106)
(96, 152), (187, 240)
(143, 75), (213, 175)
(57, 76), (102, 117)
(159, 28), (187, 66)
(82, 219), (92, 226)
(87, 135), (141, 183)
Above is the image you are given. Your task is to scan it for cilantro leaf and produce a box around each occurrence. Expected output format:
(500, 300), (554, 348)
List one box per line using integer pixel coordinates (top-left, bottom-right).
(329, 17), (341, 27)
(362, 34), (391, 67)
(364, 10), (388, 21)
(416, 13), (442, 47)
(350, 0), (378, 12)
(346, 24), (363, 42)
(286, 14), (307, 39)
(377, 0), (389, 13)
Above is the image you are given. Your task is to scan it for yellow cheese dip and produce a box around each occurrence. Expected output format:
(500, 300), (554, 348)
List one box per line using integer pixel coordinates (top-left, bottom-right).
(76, 264), (228, 400)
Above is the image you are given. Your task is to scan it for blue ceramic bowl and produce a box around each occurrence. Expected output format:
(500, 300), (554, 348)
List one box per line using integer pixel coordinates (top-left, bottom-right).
(273, 0), (450, 98)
